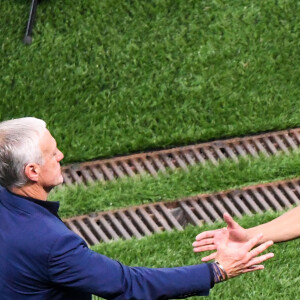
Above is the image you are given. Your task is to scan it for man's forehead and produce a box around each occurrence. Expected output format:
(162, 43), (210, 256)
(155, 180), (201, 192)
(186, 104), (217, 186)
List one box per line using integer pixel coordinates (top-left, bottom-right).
(40, 129), (57, 151)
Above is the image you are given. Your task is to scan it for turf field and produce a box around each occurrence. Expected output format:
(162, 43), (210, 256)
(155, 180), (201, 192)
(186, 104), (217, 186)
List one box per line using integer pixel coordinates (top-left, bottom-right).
(1, 0), (300, 163)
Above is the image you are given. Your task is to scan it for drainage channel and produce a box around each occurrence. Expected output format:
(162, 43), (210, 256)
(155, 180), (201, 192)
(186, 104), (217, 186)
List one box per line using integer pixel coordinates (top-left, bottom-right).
(61, 128), (300, 186)
(63, 177), (300, 247)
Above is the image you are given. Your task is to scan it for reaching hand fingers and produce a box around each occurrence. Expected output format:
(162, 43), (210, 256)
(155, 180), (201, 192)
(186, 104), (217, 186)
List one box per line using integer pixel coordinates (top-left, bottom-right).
(192, 238), (215, 247)
(195, 230), (217, 241)
(248, 240), (274, 258)
(193, 244), (217, 252)
(201, 252), (217, 262)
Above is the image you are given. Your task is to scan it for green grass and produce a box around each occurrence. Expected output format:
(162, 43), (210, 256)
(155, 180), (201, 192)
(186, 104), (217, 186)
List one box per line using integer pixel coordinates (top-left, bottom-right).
(1, 0), (300, 163)
(52, 150), (300, 218)
(91, 211), (300, 299)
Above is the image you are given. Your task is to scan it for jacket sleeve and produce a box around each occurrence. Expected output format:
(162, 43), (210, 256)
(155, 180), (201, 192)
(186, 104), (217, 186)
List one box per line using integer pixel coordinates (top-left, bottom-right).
(48, 232), (214, 299)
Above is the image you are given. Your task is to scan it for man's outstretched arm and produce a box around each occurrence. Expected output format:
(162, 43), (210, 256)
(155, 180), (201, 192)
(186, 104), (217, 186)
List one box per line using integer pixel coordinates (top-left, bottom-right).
(193, 205), (300, 261)
(49, 230), (273, 299)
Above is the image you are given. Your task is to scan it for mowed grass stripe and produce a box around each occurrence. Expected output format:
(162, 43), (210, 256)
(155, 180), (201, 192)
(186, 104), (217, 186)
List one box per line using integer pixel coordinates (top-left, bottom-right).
(50, 150), (300, 219)
(63, 177), (300, 246)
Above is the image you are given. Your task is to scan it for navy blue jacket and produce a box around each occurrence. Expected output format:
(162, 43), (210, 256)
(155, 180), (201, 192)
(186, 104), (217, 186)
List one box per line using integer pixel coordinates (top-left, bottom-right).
(0, 188), (214, 299)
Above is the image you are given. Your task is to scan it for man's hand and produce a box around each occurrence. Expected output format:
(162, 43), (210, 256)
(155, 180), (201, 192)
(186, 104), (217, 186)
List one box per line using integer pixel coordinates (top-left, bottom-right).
(192, 213), (250, 261)
(214, 229), (274, 278)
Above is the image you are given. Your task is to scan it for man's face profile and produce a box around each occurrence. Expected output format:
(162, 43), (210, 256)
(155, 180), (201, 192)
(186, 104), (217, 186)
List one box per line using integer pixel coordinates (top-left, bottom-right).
(37, 129), (64, 189)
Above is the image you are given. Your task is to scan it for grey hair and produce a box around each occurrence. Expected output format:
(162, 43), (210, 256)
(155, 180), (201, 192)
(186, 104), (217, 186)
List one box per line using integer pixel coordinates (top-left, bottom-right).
(0, 117), (47, 188)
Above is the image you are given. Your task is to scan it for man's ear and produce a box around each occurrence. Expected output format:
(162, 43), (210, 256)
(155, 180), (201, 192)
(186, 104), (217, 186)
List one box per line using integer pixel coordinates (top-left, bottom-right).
(24, 163), (40, 182)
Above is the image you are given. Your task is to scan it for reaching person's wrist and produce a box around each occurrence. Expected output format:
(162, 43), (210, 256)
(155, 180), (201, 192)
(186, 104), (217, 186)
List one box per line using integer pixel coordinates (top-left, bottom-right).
(245, 227), (258, 242)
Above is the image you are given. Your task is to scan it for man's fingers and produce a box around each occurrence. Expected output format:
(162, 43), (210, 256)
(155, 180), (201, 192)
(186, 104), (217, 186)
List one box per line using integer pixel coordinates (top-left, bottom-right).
(248, 240), (274, 258)
(243, 233), (264, 251)
(201, 252), (217, 262)
(245, 252), (274, 267)
(242, 265), (265, 274)
(193, 245), (217, 253)
(192, 238), (215, 247)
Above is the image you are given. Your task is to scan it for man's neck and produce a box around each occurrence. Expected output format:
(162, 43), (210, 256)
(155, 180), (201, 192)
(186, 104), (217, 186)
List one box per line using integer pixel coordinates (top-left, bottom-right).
(9, 184), (49, 201)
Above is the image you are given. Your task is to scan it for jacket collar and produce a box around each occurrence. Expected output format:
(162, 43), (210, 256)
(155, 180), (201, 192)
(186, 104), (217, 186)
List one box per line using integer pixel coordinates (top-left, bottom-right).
(0, 188), (60, 216)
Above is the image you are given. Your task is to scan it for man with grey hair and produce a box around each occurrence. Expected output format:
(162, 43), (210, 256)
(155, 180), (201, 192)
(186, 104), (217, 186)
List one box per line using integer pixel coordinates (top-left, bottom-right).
(0, 117), (274, 300)
(0, 118), (63, 193)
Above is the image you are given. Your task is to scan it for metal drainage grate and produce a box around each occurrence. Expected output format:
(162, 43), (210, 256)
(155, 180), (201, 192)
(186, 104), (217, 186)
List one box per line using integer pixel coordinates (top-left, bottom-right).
(63, 177), (300, 246)
(61, 128), (300, 186)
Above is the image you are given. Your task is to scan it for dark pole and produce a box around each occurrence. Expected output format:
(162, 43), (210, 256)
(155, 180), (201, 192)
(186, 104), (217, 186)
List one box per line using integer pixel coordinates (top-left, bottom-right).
(23, 0), (39, 44)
